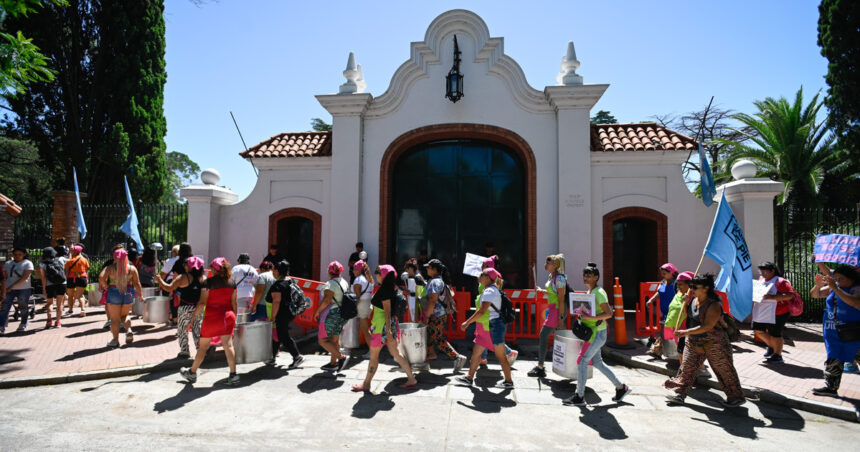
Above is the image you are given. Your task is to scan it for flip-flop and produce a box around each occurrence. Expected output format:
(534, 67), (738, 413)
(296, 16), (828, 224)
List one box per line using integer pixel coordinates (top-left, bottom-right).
(399, 383), (419, 390)
(351, 384), (370, 392)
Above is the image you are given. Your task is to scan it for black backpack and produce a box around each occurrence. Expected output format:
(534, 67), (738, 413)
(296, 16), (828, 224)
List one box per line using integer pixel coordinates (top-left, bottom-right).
(391, 289), (408, 319)
(489, 287), (516, 324)
(44, 258), (66, 285)
(285, 279), (308, 316)
(334, 280), (358, 320)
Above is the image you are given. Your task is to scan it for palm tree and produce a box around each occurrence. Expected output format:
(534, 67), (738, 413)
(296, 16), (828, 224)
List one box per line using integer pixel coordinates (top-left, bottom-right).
(714, 87), (841, 208)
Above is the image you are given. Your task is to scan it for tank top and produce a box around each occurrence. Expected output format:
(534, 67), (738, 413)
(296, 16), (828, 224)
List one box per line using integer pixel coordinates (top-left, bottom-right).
(687, 296), (721, 337)
(180, 276), (203, 306)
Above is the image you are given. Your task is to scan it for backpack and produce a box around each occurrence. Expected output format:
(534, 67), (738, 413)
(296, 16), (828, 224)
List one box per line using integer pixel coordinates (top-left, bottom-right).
(44, 258), (66, 285)
(333, 279), (358, 320)
(777, 277), (804, 317)
(391, 289), (408, 319)
(489, 287), (516, 324)
(285, 278), (308, 316)
(440, 285), (457, 315)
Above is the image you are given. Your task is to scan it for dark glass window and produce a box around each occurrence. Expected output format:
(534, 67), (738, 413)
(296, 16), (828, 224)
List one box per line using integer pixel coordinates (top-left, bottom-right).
(393, 140), (526, 288)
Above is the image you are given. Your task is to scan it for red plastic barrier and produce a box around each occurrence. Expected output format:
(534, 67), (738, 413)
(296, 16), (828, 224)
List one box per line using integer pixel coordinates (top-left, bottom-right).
(636, 282), (661, 337)
(290, 277), (325, 329)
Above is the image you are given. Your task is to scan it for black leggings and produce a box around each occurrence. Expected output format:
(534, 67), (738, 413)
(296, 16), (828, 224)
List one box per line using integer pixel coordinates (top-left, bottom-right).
(273, 311), (300, 359)
(538, 326), (555, 366)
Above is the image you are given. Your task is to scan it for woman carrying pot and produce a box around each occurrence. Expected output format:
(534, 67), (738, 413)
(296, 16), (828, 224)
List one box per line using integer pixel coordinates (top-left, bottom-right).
(155, 256), (205, 359)
(422, 259), (468, 372)
(267, 259), (305, 368)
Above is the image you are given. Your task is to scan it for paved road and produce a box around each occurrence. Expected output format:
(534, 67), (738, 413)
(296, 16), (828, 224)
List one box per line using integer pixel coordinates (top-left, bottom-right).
(0, 354), (856, 450)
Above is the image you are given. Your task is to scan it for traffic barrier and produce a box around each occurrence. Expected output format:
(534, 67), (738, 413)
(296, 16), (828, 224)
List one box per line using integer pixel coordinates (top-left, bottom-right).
(291, 277), (325, 330)
(637, 282), (661, 337)
(612, 277), (628, 346)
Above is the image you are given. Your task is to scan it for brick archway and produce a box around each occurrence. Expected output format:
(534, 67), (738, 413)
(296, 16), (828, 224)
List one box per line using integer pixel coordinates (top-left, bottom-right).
(379, 123), (537, 287)
(269, 208), (321, 281)
(602, 206), (668, 297)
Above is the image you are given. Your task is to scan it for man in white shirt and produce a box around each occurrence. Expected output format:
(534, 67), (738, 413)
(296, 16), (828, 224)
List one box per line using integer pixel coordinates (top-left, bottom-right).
(231, 253), (258, 315)
(1, 247), (35, 334)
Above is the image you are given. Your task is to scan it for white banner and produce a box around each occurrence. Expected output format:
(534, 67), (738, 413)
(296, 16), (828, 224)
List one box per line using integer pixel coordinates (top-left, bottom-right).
(752, 300), (777, 324)
(752, 279), (774, 303)
(463, 253), (486, 277)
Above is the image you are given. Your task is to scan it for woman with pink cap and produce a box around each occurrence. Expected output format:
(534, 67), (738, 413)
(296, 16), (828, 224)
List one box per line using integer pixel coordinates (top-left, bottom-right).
(155, 255), (206, 359)
(352, 260), (375, 357)
(646, 263), (679, 358)
(99, 248), (143, 348)
(352, 265), (418, 392)
(474, 255), (517, 366)
(663, 271), (694, 360)
(64, 244), (90, 318)
(313, 261), (350, 372)
(179, 257), (239, 385)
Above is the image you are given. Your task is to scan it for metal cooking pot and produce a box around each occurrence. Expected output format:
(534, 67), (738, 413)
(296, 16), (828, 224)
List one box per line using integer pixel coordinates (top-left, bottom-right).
(234, 321), (273, 364)
(86, 283), (103, 307)
(143, 296), (171, 324)
(340, 317), (360, 349)
(552, 330), (593, 379)
(132, 297), (145, 316)
(397, 322), (428, 366)
(141, 287), (160, 299)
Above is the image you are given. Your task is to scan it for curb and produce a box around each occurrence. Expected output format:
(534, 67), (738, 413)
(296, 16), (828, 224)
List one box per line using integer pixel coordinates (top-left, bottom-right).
(603, 348), (860, 423)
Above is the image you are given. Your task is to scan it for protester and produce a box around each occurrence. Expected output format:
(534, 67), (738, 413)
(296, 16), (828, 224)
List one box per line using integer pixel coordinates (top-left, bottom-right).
(422, 259), (468, 371)
(646, 263), (679, 358)
(664, 273), (744, 407)
(54, 238), (69, 258)
(99, 249), (143, 348)
(0, 248), (35, 335)
(474, 255), (516, 366)
(564, 263), (631, 406)
(457, 268), (515, 388)
(313, 261), (350, 372)
(663, 271), (694, 361)
(528, 254), (568, 377)
(154, 257), (205, 359)
(160, 244), (180, 324)
(38, 247), (66, 329)
(353, 260), (375, 355)
(180, 257), (239, 385)
(261, 244), (283, 268)
(811, 265), (860, 396)
(753, 261), (797, 364)
(99, 244), (126, 330)
(267, 260), (305, 368)
(64, 245), (90, 318)
(127, 249), (141, 269)
(230, 253), (258, 315)
(348, 242), (365, 283)
(399, 258), (426, 321)
(138, 248), (159, 288)
(352, 265), (419, 392)
(250, 261), (276, 321)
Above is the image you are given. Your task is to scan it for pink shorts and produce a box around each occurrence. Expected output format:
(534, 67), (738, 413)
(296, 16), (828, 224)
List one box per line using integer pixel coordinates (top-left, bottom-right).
(543, 305), (560, 329)
(370, 323), (401, 348)
(474, 323), (494, 350)
(317, 304), (331, 338)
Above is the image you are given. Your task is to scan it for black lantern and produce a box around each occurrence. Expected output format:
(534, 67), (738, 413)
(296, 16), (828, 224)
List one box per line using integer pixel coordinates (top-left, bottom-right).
(445, 35), (463, 103)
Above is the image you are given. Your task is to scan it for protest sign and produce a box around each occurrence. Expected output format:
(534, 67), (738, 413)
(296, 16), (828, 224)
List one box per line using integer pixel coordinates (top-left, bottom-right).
(814, 234), (860, 266)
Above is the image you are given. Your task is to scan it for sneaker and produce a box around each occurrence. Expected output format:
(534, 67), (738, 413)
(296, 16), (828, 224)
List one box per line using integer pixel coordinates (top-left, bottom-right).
(763, 347), (774, 358)
(264, 357), (277, 366)
(361, 352), (370, 360)
(697, 369), (710, 378)
(612, 384), (632, 402)
(665, 394), (686, 405)
(180, 368), (197, 383)
(320, 362), (338, 371)
(226, 373), (240, 386)
(107, 339), (119, 348)
(289, 355), (305, 369)
(563, 394), (586, 406)
(843, 363), (859, 373)
(764, 354), (783, 364)
(812, 386), (838, 396)
(719, 398), (746, 408)
(125, 330), (134, 344)
(453, 355), (468, 373)
(103, 320), (111, 329)
(16, 324), (27, 332)
(176, 352), (191, 359)
(455, 376), (473, 386)
(495, 380), (514, 389)
(527, 366), (546, 378)
(336, 357), (348, 372)
(54, 320), (61, 328)
(119, 322), (126, 333)
(507, 350), (519, 366)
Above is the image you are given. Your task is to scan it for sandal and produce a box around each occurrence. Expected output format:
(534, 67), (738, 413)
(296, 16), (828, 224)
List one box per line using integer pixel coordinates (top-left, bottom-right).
(351, 384), (370, 392)
(125, 325), (134, 344)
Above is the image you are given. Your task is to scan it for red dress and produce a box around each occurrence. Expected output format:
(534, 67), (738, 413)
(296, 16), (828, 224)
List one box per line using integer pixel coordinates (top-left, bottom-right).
(200, 283), (237, 338)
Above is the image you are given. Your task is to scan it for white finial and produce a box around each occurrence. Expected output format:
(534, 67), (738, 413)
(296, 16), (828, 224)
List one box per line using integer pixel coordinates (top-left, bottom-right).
(339, 52), (361, 94)
(556, 41), (583, 86)
(200, 168), (220, 185)
(731, 159), (757, 180)
(355, 64), (367, 93)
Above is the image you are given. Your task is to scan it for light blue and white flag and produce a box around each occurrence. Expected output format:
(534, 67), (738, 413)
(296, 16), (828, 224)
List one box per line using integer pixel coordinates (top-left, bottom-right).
(120, 176), (144, 252)
(699, 142), (716, 207)
(73, 168), (87, 239)
(703, 191), (753, 320)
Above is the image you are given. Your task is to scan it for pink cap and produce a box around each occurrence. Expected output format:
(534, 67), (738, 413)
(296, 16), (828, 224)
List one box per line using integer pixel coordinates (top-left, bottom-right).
(328, 260), (344, 274)
(353, 260), (366, 272)
(482, 255), (498, 268)
(72, 245), (83, 254)
(660, 263), (679, 276)
(482, 268), (502, 282)
(378, 264), (397, 279)
(210, 257), (227, 271)
(186, 256), (204, 271)
(677, 271), (694, 281)
(113, 249), (128, 260)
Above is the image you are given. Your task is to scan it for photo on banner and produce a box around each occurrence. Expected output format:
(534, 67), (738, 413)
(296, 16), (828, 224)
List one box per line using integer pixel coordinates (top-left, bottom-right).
(569, 292), (595, 316)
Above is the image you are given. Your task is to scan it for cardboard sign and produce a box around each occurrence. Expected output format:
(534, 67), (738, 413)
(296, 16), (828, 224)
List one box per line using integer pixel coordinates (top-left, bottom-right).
(463, 253), (486, 277)
(752, 300), (777, 324)
(814, 234), (860, 266)
(752, 280), (774, 303)
(552, 341), (566, 372)
(569, 292), (596, 316)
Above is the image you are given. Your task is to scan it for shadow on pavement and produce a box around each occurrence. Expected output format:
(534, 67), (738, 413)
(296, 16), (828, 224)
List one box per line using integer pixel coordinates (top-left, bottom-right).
(152, 364), (290, 413)
(762, 361), (824, 379)
(55, 345), (112, 362)
(351, 391), (395, 419)
(124, 335), (174, 348)
(297, 371), (345, 393)
(0, 348), (31, 374)
(456, 385), (516, 413)
(573, 400), (630, 440)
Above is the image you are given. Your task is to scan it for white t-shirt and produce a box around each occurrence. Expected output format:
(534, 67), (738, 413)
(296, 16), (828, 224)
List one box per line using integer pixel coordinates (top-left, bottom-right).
(230, 264), (259, 299)
(353, 274), (372, 299)
(481, 285), (502, 320)
(324, 277), (349, 303)
(759, 276), (779, 296)
(5, 259), (35, 290)
(161, 256), (178, 281)
(39, 257), (67, 286)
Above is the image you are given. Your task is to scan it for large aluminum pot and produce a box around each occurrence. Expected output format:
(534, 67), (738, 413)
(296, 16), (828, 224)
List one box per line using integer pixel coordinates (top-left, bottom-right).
(397, 322), (427, 365)
(86, 283), (103, 307)
(236, 311), (253, 324)
(340, 317), (360, 349)
(552, 330), (593, 379)
(132, 297), (145, 316)
(234, 321), (273, 364)
(143, 296), (171, 324)
(141, 287), (160, 299)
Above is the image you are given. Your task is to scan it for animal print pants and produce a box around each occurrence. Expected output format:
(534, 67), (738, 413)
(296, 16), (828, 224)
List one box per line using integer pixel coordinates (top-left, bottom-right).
(177, 304), (202, 355)
(427, 315), (459, 360)
(664, 327), (744, 403)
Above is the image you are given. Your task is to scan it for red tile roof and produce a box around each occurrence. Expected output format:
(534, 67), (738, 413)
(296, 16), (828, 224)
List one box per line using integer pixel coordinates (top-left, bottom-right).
(591, 123), (698, 152)
(0, 193), (22, 216)
(240, 131), (332, 158)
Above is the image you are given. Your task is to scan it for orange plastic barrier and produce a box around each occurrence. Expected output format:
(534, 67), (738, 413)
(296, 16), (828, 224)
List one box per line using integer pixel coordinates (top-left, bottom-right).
(636, 282), (662, 337)
(612, 277), (628, 346)
(290, 277), (325, 330)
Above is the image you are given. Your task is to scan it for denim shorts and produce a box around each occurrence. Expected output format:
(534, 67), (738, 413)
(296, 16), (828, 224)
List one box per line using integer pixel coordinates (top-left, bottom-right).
(489, 317), (507, 345)
(106, 287), (135, 306)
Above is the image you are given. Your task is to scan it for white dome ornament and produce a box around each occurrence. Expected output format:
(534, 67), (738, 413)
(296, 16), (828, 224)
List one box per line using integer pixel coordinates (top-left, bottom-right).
(731, 159), (757, 180)
(339, 52), (365, 94)
(201, 168), (221, 185)
(556, 41), (583, 86)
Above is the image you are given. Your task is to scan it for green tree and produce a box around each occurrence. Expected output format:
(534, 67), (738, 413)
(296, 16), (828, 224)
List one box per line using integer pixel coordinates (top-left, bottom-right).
(160, 151), (200, 203)
(818, 0), (860, 156)
(590, 110), (617, 124)
(714, 88), (845, 207)
(311, 117), (332, 131)
(0, 0), (67, 94)
(0, 136), (51, 203)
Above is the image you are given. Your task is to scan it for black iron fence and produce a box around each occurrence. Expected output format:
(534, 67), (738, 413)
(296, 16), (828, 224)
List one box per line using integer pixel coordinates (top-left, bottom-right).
(776, 204), (859, 322)
(11, 204), (52, 252)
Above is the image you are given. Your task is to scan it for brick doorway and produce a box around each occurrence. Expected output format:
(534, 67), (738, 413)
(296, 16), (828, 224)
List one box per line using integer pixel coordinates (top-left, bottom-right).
(269, 208), (321, 281)
(602, 207), (667, 308)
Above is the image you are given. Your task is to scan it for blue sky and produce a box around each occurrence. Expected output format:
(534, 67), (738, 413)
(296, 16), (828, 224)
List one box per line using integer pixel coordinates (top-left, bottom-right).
(164, 0), (827, 200)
